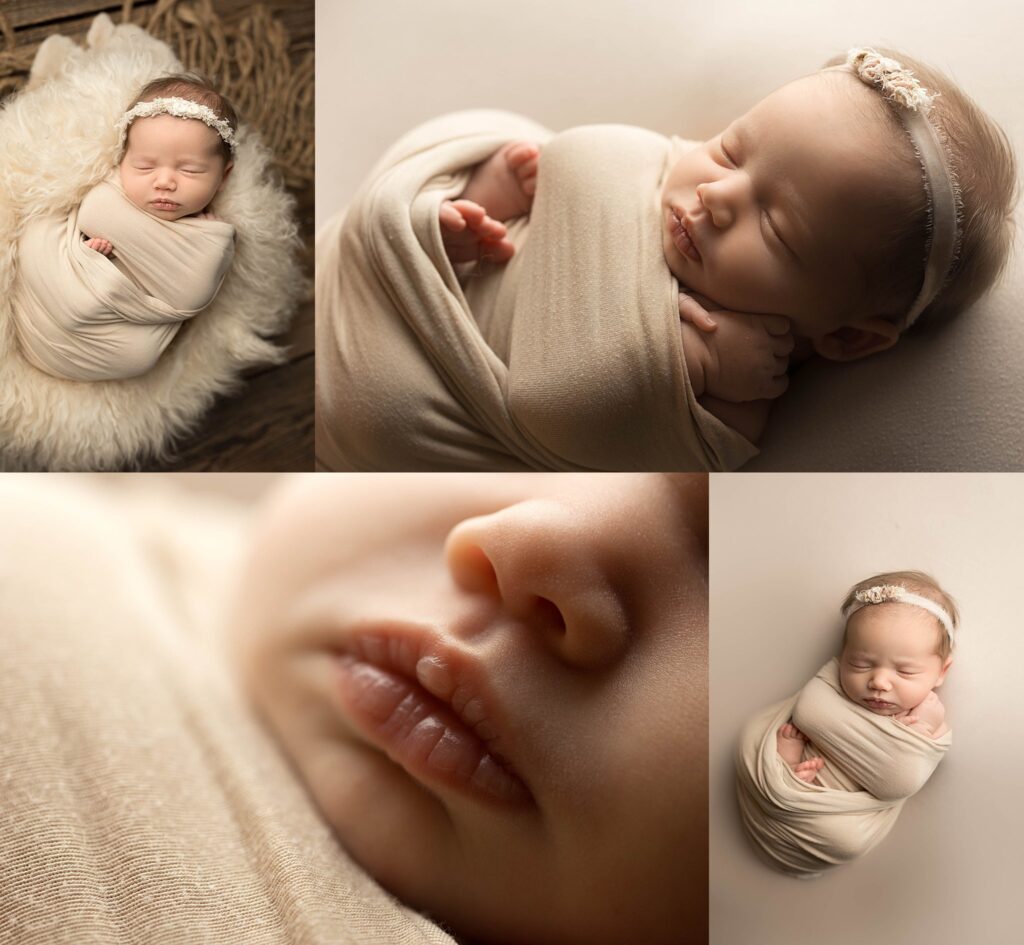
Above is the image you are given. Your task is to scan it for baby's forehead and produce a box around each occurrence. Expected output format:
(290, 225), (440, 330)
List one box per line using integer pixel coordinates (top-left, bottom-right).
(125, 113), (222, 154)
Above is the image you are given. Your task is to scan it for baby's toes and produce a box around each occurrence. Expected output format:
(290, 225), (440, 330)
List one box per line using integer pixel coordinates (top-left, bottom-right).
(440, 201), (468, 232)
(505, 141), (540, 171)
(448, 199), (487, 225)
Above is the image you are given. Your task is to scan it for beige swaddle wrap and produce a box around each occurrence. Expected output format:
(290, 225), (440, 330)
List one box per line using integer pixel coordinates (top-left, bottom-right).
(736, 658), (951, 877)
(13, 176), (235, 381)
(316, 110), (757, 471)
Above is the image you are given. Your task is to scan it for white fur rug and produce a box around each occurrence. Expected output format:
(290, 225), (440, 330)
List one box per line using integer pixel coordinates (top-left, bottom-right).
(0, 14), (301, 470)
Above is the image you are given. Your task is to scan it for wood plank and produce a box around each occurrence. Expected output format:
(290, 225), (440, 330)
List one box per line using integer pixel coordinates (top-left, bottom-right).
(3, 1), (130, 31)
(142, 353), (313, 471)
(5, 2), (311, 59)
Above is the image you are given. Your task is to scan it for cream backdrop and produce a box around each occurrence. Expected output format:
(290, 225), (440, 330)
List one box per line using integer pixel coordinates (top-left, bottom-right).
(317, 0), (1024, 470)
(710, 473), (1024, 944)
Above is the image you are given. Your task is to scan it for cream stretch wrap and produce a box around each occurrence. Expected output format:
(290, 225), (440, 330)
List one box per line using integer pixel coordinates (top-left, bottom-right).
(13, 177), (235, 381)
(736, 658), (951, 877)
(315, 110), (757, 471)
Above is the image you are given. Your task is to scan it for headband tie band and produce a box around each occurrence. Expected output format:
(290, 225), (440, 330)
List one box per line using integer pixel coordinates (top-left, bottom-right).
(117, 96), (237, 155)
(842, 584), (956, 649)
(830, 48), (961, 329)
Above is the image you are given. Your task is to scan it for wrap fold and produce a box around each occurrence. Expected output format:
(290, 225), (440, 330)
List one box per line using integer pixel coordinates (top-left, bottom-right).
(316, 111), (757, 470)
(13, 176), (235, 381)
(736, 658), (951, 877)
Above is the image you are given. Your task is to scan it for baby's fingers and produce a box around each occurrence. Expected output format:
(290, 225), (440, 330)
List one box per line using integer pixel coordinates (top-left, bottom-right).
(762, 315), (791, 336)
(771, 332), (795, 357)
(763, 371), (789, 399)
(678, 292), (717, 332)
(439, 201), (468, 232)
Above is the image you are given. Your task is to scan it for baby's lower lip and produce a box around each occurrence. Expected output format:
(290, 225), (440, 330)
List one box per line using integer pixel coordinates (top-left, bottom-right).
(334, 655), (532, 807)
(668, 207), (702, 262)
(151, 200), (179, 208)
(865, 698), (893, 707)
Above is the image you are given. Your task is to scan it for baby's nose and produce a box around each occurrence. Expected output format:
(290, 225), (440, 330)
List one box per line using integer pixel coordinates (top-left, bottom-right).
(869, 673), (892, 691)
(444, 501), (629, 669)
(696, 181), (734, 229)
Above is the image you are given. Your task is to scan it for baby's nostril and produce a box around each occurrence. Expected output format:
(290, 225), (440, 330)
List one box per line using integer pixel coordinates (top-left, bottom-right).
(533, 595), (565, 632)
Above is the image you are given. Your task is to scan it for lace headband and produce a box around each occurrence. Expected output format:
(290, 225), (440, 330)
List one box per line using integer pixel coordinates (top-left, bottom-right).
(842, 584), (956, 649)
(829, 48), (961, 329)
(116, 96), (237, 156)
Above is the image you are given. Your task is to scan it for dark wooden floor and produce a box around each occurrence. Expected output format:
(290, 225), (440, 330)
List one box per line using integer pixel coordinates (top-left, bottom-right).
(3, 0), (315, 471)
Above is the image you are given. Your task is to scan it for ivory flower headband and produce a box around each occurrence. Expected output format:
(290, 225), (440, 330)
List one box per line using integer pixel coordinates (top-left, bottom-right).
(116, 97), (238, 155)
(828, 47), (961, 329)
(842, 584), (957, 649)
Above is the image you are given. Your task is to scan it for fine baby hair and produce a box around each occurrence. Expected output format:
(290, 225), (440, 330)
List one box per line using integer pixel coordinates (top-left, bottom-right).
(820, 47), (1017, 329)
(121, 73), (239, 163)
(841, 569), (960, 659)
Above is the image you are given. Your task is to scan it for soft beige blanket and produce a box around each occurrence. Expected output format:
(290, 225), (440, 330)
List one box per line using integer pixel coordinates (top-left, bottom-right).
(316, 110), (757, 471)
(735, 658), (951, 877)
(0, 478), (456, 945)
(13, 176), (235, 381)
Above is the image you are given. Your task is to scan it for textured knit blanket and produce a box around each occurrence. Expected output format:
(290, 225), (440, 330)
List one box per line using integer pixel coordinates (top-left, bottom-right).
(735, 658), (951, 877)
(315, 110), (757, 471)
(0, 478), (457, 945)
(13, 176), (235, 381)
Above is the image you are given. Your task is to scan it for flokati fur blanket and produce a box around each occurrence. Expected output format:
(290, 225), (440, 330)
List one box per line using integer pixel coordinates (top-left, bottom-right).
(735, 659), (951, 877)
(316, 110), (757, 471)
(0, 14), (300, 470)
(14, 177), (235, 381)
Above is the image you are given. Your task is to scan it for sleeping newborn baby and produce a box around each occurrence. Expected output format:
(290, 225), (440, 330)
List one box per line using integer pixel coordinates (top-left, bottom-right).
(13, 73), (237, 382)
(229, 473), (710, 945)
(736, 571), (956, 877)
(439, 47), (1016, 444)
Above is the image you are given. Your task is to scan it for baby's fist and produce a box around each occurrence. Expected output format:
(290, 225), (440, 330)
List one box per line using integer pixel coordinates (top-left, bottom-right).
(85, 237), (113, 256)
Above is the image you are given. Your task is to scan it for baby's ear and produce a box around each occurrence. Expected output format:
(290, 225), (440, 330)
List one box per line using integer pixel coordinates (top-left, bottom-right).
(812, 317), (900, 362)
(217, 161), (235, 191)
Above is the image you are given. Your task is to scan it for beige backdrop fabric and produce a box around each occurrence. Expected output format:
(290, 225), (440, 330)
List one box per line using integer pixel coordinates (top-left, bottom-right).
(317, 0), (1024, 470)
(0, 478), (456, 945)
(710, 473), (1024, 944)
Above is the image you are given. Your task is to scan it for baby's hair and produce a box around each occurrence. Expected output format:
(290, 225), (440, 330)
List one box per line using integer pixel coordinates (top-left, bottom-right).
(841, 570), (959, 659)
(127, 73), (239, 163)
(821, 48), (1018, 328)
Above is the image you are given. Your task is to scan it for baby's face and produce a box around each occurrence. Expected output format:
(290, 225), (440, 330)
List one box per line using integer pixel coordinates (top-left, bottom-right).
(230, 474), (708, 945)
(661, 71), (913, 340)
(119, 114), (231, 220)
(839, 604), (952, 715)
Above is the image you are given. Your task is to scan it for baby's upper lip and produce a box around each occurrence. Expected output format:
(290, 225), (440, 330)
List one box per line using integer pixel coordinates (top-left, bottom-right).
(670, 205), (704, 258)
(335, 621), (524, 781)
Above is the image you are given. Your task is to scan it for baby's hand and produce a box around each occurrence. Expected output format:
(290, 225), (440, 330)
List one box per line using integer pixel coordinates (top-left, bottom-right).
(84, 237), (113, 256)
(901, 691), (946, 737)
(195, 211), (219, 222)
(680, 292), (793, 402)
(439, 199), (515, 265)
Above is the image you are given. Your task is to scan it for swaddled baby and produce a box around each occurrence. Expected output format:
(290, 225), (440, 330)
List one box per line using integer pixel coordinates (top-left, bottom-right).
(441, 47), (1016, 443)
(736, 570), (957, 877)
(13, 74), (237, 381)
